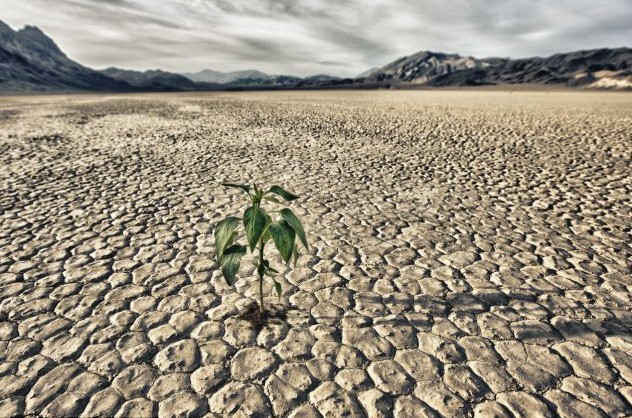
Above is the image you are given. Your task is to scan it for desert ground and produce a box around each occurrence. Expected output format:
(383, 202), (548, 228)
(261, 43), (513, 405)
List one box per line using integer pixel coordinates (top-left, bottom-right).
(0, 90), (631, 418)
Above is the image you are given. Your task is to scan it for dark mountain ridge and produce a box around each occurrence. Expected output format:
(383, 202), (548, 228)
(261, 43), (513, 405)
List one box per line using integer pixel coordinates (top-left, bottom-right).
(362, 48), (632, 88)
(1, 19), (630, 92)
(0, 20), (130, 92)
(99, 67), (197, 91)
(182, 69), (271, 84)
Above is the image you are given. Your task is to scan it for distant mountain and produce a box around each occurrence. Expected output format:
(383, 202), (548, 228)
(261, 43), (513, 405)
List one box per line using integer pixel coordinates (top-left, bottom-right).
(182, 69), (271, 84)
(230, 75), (302, 86)
(1, 19), (630, 93)
(364, 51), (488, 84)
(303, 74), (341, 82)
(99, 67), (197, 91)
(362, 48), (632, 88)
(181, 69), (340, 87)
(0, 20), (130, 92)
(356, 67), (379, 78)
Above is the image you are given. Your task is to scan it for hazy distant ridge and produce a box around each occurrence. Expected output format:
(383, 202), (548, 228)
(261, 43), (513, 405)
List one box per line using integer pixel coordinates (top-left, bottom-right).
(99, 67), (197, 91)
(0, 19), (630, 92)
(181, 69), (271, 84)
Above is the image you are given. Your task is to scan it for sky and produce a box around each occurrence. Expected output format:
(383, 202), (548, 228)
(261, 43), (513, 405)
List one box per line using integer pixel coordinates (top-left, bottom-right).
(2, 0), (631, 77)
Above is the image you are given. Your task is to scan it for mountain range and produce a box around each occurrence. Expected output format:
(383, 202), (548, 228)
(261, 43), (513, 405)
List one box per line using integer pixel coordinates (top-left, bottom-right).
(361, 49), (632, 88)
(182, 69), (273, 84)
(0, 20), (129, 92)
(1, 19), (630, 93)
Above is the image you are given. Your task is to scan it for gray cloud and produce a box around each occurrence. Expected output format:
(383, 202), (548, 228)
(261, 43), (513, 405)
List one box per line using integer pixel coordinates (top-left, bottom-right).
(2, 0), (631, 76)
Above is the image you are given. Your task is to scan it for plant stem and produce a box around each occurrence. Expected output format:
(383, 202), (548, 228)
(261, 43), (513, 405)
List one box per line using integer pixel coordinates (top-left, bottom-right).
(258, 239), (265, 315)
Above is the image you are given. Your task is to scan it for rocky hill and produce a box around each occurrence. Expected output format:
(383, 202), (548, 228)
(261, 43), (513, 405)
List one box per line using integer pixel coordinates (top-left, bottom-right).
(362, 48), (632, 88)
(0, 20), (130, 92)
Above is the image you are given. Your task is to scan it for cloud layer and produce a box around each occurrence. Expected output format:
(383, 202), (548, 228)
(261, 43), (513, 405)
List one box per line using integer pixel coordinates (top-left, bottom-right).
(2, 0), (631, 76)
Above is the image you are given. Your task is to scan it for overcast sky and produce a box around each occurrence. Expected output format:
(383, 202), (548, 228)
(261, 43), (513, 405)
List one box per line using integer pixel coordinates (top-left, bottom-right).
(2, 0), (631, 77)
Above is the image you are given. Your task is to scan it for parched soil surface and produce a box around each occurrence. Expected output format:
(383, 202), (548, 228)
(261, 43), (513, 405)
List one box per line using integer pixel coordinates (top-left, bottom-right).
(0, 90), (631, 417)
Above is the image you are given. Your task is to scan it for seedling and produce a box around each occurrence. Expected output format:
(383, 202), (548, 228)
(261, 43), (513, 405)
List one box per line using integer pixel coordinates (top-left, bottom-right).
(214, 183), (308, 318)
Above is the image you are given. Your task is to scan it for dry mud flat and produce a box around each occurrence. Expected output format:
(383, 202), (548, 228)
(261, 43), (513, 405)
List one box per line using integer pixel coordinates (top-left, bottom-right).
(0, 90), (631, 417)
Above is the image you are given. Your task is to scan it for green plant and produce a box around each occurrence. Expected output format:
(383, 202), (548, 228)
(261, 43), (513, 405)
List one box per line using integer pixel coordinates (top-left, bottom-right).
(214, 183), (308, 316)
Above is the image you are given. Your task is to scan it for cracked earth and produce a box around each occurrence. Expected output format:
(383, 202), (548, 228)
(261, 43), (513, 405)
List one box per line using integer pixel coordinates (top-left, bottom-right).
(0, 90), (631, 418)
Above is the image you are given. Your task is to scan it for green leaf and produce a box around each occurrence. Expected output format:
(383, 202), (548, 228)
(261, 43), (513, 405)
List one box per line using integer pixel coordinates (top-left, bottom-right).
(244, 206), (267, 251)
(273, 280), (282, 298)
(269, 220), (296, 264)
(264, 265), (279, 277)
(292, 244), (300, 268)
(264, 195), (281, 204)
(261, 228), (271, 243)
(268, 185), (299, 201)
(261, 214), (273, 243)
(280, 208), (308, 249)
(220, 245), (246, 286)
(222, 183), (250, 193)
(214, 216), (239, 261)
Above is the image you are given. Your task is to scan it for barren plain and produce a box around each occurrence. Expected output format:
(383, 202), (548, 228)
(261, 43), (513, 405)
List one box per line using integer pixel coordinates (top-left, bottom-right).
(0, 90), (631, 418)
